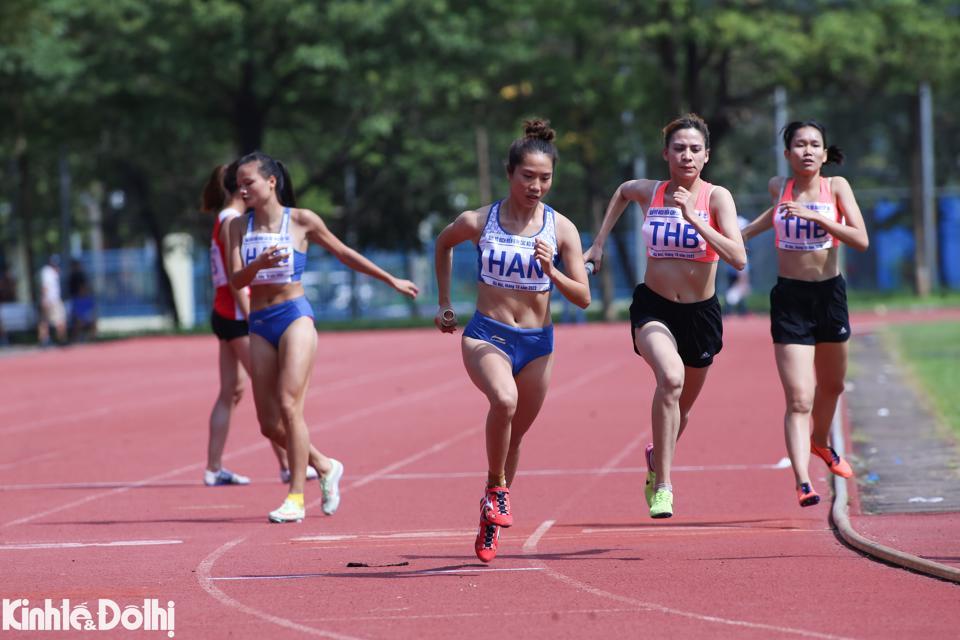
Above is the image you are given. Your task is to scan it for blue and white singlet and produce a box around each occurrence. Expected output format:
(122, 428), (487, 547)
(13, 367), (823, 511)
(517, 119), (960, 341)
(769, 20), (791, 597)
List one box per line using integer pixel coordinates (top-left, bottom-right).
(240, 207), (306, 285)
(476, 200), (558, 292)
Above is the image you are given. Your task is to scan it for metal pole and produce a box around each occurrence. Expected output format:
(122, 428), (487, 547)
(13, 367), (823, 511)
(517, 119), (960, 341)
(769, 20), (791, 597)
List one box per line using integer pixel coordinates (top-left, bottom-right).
(774, 86), (789, 177)
(344, 164), (359, 319)
(633, 152), (647, 285)
(919, 82), (938, 290)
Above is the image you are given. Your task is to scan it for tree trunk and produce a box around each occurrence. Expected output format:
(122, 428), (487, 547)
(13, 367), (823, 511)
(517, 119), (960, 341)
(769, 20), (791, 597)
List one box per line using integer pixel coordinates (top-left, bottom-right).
(14, 140), (37, 307)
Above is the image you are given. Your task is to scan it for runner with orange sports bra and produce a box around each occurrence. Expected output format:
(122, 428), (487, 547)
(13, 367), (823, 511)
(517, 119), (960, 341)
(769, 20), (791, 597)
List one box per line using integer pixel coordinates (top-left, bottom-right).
(584, 113), (746, 519)
(434, 119), (590, 562)
(742, 120), (868, 507)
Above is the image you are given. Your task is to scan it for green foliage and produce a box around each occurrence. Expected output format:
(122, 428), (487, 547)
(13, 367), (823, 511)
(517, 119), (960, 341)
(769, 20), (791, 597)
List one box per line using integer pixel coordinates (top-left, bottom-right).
(1, 0), (959, 273)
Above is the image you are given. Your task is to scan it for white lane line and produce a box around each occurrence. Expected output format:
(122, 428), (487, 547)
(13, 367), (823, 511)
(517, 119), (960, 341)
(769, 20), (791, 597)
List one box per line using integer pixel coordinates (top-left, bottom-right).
(1, 461), (202, 529)
(523, 520), (555, 554)
(210, 567), (544, 581)
(0, 462), (790, 492)
(307, 357), (448, 397)
(529, 561), (852, 639)
(0, 451), (60, 470)
(419, 567), (543, 576)
(270, 606), (682, 623)
(0, 539), (182, 550)
(579, 526), (829, 535)
(195, 360), (625, 635)
(0, 407), (112, 436)
(1, 377), (463, 528)
(521, 438), (851, 640)
(294, 530), (473, 542)
(0, 356), (450, 436)
(196, 537), (366, 640)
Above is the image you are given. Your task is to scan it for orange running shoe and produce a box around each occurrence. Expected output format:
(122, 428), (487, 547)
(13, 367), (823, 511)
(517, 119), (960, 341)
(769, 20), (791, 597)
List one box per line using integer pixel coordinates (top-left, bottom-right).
(475, 518), (501, 563)
(810, 439), (854, 478)
(797, 482), (820, 507)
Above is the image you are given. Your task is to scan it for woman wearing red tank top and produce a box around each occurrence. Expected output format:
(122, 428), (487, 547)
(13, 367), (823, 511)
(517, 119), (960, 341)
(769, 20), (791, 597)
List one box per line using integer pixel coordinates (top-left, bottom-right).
(584, 114), (746, 519)
(200, 162), (295, 488)
(742, 121), (868, 507)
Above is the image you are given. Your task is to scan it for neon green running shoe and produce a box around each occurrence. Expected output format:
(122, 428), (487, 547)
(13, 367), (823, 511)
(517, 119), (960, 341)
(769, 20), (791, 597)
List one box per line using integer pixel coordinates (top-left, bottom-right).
(644, 443), (656, 507)
(649, 488), (674, 519)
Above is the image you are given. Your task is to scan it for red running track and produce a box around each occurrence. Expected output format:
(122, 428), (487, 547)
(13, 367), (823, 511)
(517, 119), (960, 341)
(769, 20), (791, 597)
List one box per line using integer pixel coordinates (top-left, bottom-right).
(1, 316), (957, 639)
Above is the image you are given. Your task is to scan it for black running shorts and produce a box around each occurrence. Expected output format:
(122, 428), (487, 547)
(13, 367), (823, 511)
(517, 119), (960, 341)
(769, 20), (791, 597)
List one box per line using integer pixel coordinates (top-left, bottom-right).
(211, 310), (249, 342)
(629, 284), (723, 368)
(770, 274), (850, 345)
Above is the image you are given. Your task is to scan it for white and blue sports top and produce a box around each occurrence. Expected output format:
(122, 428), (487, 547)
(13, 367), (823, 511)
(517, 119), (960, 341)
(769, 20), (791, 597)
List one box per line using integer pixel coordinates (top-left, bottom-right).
(477, 200), (558, 292)
(240, 207), (307, 285)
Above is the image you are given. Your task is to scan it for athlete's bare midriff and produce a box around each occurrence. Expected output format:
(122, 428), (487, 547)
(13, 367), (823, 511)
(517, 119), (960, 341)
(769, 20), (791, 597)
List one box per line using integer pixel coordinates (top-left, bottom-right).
(475, 283), (552, 328)
(643, 258), (718, 303)
(776, 247), (840, 282)
(250, 282), (307, 311)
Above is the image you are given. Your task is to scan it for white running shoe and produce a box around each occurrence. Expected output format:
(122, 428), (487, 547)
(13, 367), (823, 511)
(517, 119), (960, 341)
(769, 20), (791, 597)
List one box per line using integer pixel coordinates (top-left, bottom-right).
(204, 468), (251, 486)
(280, 466), (320, 484)
(268, 498), (305, 523)
(320, 459), (344, 516)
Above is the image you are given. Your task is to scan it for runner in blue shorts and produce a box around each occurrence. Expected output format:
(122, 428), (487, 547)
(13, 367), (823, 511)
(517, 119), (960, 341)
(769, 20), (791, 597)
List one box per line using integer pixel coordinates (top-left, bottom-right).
(227, 151), (419, 523)
(434, 119), (591, 562)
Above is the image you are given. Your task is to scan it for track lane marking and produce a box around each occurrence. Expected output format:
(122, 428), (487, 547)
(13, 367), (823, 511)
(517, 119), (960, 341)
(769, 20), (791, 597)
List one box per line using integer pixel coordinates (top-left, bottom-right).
(520, 439), (854, 640)
(0, 539), (182, 550)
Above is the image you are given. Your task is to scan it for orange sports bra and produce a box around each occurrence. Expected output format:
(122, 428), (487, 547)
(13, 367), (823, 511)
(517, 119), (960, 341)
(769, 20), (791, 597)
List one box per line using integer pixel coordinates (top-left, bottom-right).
(773, 177), (842, 251)
(643, 181), (718, 263)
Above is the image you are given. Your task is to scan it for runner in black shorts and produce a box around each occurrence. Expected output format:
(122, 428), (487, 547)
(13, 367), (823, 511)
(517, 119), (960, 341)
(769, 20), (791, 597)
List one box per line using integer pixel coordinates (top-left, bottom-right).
(201, 162), (291, 487)
(742, 120), (869, 507)
(770, 275), (850, 345)
(630, 284), (722, 368)
(585, 114), (746, 519)
(210, 310), (249, 342)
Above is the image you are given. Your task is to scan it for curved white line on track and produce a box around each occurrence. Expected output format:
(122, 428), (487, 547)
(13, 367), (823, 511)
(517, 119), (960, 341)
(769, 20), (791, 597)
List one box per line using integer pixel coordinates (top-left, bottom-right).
(195, 359), (626, 636)
(196, 537), (367, 640)
(520, 436), (854, 640)
(524, 552), (851, 640)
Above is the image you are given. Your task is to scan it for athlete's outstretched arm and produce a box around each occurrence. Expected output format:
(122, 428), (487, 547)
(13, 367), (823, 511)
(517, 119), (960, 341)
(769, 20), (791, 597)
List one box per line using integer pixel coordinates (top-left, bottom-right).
(433, 210), (483, 331)
(300, 209), (419, 298)
(584, 179), (655, 273)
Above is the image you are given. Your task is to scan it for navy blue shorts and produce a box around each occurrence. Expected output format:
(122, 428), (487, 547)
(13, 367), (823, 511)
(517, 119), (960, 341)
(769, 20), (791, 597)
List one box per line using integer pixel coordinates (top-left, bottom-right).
(249, 297), (314, 349)
(463, 312), (554, 376)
